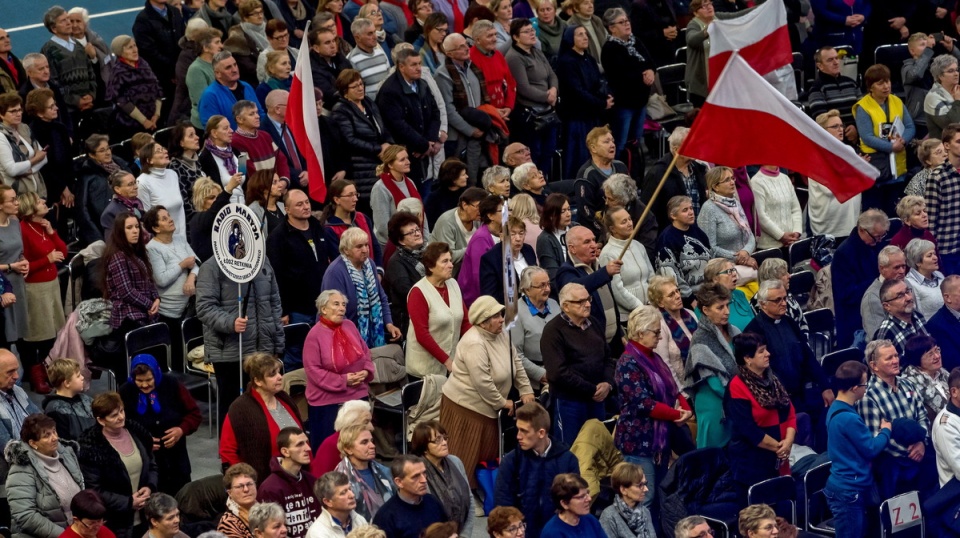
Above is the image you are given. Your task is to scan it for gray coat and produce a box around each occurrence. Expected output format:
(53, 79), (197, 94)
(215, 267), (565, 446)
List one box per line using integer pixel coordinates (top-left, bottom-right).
(196, 259), (285, 363)
(435, 61), (483, 141)
(599, 500), (657, 538)
(5, 440), (84, 538)
(696, 198), (756, 259)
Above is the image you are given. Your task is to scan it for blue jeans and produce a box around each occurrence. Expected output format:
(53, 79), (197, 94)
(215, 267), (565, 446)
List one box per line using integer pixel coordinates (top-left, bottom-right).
(824, 483), (866, 538)
(611, 106), (647, 155)
(623, 455), (667, 510)
(552, 397), (604, 445)
(282, 311), (315, 371)
(308, 403), (342, 450)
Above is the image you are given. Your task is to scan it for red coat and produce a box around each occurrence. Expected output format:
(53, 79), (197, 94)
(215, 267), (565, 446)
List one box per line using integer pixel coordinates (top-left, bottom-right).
(20, 219), (67, 284)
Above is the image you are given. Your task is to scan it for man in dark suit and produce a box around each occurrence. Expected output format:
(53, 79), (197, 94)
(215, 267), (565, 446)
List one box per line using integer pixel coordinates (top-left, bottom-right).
(480, 216), (538, 304)
(376, 47), (441, 184)
(18, 53), (73, 139)
(925, 275), (960, 372)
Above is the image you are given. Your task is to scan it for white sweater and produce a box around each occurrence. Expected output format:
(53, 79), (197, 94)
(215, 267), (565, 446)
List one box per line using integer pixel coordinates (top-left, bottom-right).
(137, 168), (187, 239)
(750, 169), (803, 249)
(599, 236), (654, 313)
(146, 237), (200, 318)
(807, 179), (861, 237)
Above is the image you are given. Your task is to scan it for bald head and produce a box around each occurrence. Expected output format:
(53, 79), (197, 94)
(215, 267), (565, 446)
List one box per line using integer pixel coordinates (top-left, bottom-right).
(503, 143), (532, 167)
(943, 275), (960, 310)
(0, 349), (19, 391)
(566, 226), (598, 264)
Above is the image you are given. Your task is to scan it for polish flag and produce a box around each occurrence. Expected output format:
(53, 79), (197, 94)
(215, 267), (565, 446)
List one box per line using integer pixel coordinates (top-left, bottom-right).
(285, 22), (326, 202)
(679, 54), (877, 203)
(708, 0), (793, 91)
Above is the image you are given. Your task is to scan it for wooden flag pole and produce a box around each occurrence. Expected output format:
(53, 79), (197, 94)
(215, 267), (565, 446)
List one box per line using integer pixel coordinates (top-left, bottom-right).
(617, 150), (681, 261)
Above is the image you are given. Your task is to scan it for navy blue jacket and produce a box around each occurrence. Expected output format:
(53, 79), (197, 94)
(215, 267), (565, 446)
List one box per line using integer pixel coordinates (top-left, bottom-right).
(555, 260), (616, 331)
(479, 243), (537, 305)
(831, 228), (885, 347)
(375, 70), (441, 155)
(926, 306), (960, 372)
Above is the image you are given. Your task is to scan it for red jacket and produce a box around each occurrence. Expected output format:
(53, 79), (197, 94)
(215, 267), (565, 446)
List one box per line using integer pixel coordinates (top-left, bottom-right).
(470, 46), (517, 110)
(220, 388), (303, 482)
(20, 219), (67, 284)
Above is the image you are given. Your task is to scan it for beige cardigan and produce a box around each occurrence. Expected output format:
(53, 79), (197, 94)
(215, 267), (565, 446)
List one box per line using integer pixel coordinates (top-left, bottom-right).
(442, 326), (533, 418)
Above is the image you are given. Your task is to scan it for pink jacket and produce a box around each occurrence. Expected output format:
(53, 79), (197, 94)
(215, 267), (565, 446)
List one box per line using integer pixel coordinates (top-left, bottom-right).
(302, 319), (376, 407)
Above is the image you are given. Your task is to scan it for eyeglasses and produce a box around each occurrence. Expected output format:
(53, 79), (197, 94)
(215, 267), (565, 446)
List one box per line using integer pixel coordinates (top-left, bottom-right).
(826, 123), (844, 131)
(78, 519), (105, 529)
(571, 492), (591, 501)
(945, 68), (960, 74)
(643, 329), (661, 337)
(6, 108), (21, 114)
(429, 434), (449, 444)
(270, 33), (290, 40)
(882, 289), (912, 303)
(338, 192), (359, 199)
(505, 522), (527, 534)
(692, 530), (715, 538)
(924, 346), (942, 357)
(633, 480), (650, 488)
(566, 297), (592, 306)
(403, 227), (423, 238)
(765, 296), (787, 304)
(231, 481), (256, 491)
(717, 268), (737, 276)
(528, 282), (551, 290)
(862, 227), (887, 244)
(610, 18), (629, 26)
(519, 28), (537, 35)
(855, 383), (869, 388)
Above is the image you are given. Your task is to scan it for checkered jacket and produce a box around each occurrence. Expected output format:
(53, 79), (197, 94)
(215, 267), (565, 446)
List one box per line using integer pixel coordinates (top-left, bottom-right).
(925, 161), (960, 255)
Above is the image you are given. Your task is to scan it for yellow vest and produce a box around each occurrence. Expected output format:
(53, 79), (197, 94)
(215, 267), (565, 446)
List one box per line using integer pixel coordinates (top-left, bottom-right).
(853, 94), (907, 177)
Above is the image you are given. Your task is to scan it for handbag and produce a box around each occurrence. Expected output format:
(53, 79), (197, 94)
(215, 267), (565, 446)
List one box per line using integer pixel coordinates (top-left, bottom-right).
(525, 106), (561, 132)
(647, 93), (676, 120)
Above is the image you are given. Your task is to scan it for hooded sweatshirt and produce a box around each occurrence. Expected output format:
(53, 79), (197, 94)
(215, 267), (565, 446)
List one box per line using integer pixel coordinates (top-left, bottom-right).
(258, 456), (323, 538)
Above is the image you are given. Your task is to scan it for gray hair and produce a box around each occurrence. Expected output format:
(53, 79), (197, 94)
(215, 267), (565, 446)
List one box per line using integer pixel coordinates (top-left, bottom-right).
(231, 99), (258, 121)
(213, 50), (235, 69)
(394, 46), (419, 66)
(391, 41), (414, 63)
(110, 35), (135, 58)
(602, 173), (638, 205)
(197, 533), (228, 538)
(185, 17), (211, 40)
(757, 258), (788, 281)
(315, 289), (347, 313)
(865, 339), (896, 363)
(511, 162), (538, 190)
(519, 266), (548, 292)
(338, 227), (369, 255)
(858, 208), (890, 233)
(602, 7), (627, 28)
(315, 471), (351, 502)
(559, 282), (586, 305)
(903, 238), (936, 270)
(43, 6), (67, 33)
(473, 19), (496, 38)
(668, 127), (689, 152)
(396, 197), (423, 217)
(877, 245), (904, 268)
(675, 516), (709, 538)
(756, 279), (785, 302)
(145, 493), (178, 526)
(21, 53), (46, 73)
(68, 7), (90, 22)
(482, 165), (511, 191)
(666, 195), (692, 219)
(627, 305), (661, 341)
(931, 54), (959, 83)
(703, 257), (734, 282)
(351, 17), (374, 35)
(334, 400), (372, 431)
(248, 503), (285, 533)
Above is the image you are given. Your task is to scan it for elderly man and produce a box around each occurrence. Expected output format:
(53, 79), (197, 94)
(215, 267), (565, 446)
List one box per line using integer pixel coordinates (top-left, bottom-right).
(862, 245), (911, 339)
(640, 127), (708, 231)
(185, 27), (224, 129)
(307, 471), (369, 538)
(347, 18), (390, 99)
(0, 29), (25, 93)
(263, 89), (309, 189)
(926, 275), (960, 371)
(0, 348), (42, 517)
(875, 278), (930, 354)
(674, 517), (713, 538)
(230, 100), (291, 182)
(555, 226), (623, 350)
(436, 32), (492, 184)
(503, 142), (532, 168)
(308, 26), (354, 111)
(859, 339), (936, 500)
(371, 455), (447, 538)
(541, 282), (616, 444)
(833, 209), (890, 347)
(18, 52), (72, 136)
(512, 162), (547, 206)
(469, 20), (515, 118)
(926, 123), (960, 276)
(40, 6), (97, 113)
(133, 0), (184, 109)
(198, 51), (262, 128)
(806, 46), (862, 130)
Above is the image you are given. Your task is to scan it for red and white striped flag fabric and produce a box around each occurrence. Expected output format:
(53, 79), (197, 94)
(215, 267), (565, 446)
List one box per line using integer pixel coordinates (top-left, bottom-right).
(285, 22), (326, 202)
(679, 54), (877, 203)
(708, 0), (793, 92)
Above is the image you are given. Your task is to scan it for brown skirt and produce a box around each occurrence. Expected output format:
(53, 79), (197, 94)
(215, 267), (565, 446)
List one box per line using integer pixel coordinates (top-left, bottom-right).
(439, 394), (499, 489)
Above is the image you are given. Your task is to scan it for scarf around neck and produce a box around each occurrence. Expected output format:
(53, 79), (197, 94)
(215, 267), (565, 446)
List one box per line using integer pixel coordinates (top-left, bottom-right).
(626, 340), (678, 456)
(662, 308), (698, 360)
(738, 365), (791, 409)
(97, 158), (121, 175)
(607, 33), (644, 62)
(614, 495), (653, 538)
(205, 139), (237, 175)
(710, 194), (751, 233)
(342, 255), (386, 348)
(242, 21), (270, 51)
(319, 317), (367, 372)
(396, 244), (427, 277)
(379, 172), (421, 207)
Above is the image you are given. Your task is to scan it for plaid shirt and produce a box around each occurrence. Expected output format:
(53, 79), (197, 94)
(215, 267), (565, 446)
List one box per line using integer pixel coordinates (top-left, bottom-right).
(874, 311), (928, 356)
(105, 253), (159, 329)
(858, 374), (929, 457)
(925, 160), (960, 255)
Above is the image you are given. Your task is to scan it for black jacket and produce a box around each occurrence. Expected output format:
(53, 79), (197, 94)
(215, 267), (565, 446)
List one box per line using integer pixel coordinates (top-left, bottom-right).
(555, 48), (608, 122)
(132, 0), (185, 87)
(600, 38), (655, 110)
(18, 80), (73, 139)
(630, 0), (679, 67)
(479, 243), (537, 305)
(311, 49), (353, 111)
(330, 96), (393, 199)
(76, 156), (133, 246)
(189, 189), (232, 263)
(78, 420), (159, 538)
(383, 248), (422, 335)
(29, 117), (74, 202)
(640, 154), (707, 233)
(266, 216), (334, 318)
(375, 71), (441, 155)
(168, 36), (200, 126)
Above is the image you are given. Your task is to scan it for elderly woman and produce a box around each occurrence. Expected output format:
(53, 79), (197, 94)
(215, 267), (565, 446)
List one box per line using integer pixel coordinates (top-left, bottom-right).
(25, 88), (73, 217)
(541, 474), (605, 538)
(224, 2), (269, 86)
(684, 0), (714, 107)
(5, 413), (83, 538)
(188, 174), (243, 262)
(615, 306), (691, 510)
(479, 215), (538, 304)
(738, 504), (779, 538)
(601, 173), (657, 261)
(248, 502), (288, 538)
(16, 192), (66, 379)
(303, 289), (375, 447)
(854, 64), (916, 213)
(321, 227), (402, 349)
(648, 275), (697, 386)
(410, 421), (474, 536)
(100, 171), (146, 234)
(536, 193), (572, 283)
(77, 134), (132, 245)
(532, 0), (567, 60)
(0, 92), (47, 198)
(601, 8), (654, 156)
(891, 195), (937, 252)
(78, 392), (158, 538)
(703, 258), (755, 332)
(255, 50), (293, 108)
(425, 158), (468, 227)
(512, 164), (547, 208)
(725, 333), (797, 503)
(599, 206), (654, 312)
(924, 54), (960, 139)
(218, 463), (259, 538)
(138, 142), (187, 239)
(750, 165), (803, 250)
(810, 110), (863, 237)
(370, 145), (421, 248)
(506, 18), (559, 177)
(145, 493), (189, 538)
(167, 122), (204, 224)
(511, 266), (559, 391)
(598, 462), (657, 538)
(321, 180), (382, 267)
(458, 194), (503, 307)
(310, 400), (373, 476)
(220, 353), (303, 485)
(902, 334), (948, 426)
(698, 166), (757, 274)
(335, 423), (394, 521)
(102, 212), (160, 344)
(105, 35), (163, 141)
(487, 507), (527, 538)
(564, 0), (606, 64)
(656, 195), (714, 305)
(432, 186), (487, 271)
(751, 258), (808, 336)
(383, 211), (428, 334)
(118, 354), (202, 495)
(685, 282), (739, 448)
(904, 238), (944, 318)
(441, 295), (534, 488)
(63, 491), (111, 538)
(908, 139), (947, 199)
(556, 26), (611, 175)
(482, 165), (512, 199)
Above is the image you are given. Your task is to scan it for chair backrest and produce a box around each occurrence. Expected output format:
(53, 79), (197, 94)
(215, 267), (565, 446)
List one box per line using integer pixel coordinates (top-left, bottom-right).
(821, 347), (862, 377)
(182, 317), (206, 374)
(754, 248), (786, 267)
(657, 63), (689, 106)
(283, 323), (311, 352)
(702, 516), (730, 538)
(789, 270), (815, 308)
(68, 253), (85, 309)
(676, 46), (687, 63)
(874, 44), (911, 95)
(803, 461), (836, 535)
(789, 237), (813, 271)
(748, 475), (798, 524)
(804, 308), (835, 359)
(400, 379), (424, 453)
(880, 490), (924, 537)
(125, 322), (173, 376)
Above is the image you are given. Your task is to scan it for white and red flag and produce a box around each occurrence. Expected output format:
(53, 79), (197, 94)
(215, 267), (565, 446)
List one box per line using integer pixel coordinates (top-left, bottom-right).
(708, 0), (796, 98)
(679, 53), (877, 203)
(285, 22), (327, 202)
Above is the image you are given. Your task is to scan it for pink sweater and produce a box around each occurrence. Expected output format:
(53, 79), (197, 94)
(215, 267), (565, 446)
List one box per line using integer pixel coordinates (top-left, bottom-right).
(302, 318), (376, 406)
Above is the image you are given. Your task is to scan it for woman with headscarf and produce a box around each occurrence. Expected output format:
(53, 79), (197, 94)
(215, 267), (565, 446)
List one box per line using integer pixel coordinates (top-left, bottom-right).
(564, 0), (607, 65)
(118, 354), (202, 495)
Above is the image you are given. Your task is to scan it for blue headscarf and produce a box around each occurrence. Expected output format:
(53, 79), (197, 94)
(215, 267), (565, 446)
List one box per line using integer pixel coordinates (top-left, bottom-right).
(129, 354), (163, 415)
(559, 26), (579, 56)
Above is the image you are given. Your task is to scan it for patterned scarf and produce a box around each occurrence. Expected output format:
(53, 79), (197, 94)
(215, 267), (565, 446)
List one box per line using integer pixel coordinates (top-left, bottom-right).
(613, 495), (653, 538)
(627, 340), (678, 456)
(396, 244), (426, 277)
(444, 55), (489, 111)
(710, 194), (750, 233)
(738, 365), (791, 409)
(606, 33), (645, 63)
(97, 158), (121, 175)
(342, 255), (386, 348)
(335, 457), (389, 520)
(661, 308), (698, 360)
(204, 139), (237, 175)
(115, 195), (145, 219)
(319, 316), (366, 372)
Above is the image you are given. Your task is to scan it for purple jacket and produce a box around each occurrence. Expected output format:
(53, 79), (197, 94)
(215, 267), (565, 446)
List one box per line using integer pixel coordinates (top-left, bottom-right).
(458, 224), (496, 308)
(302, 318), (375, 407)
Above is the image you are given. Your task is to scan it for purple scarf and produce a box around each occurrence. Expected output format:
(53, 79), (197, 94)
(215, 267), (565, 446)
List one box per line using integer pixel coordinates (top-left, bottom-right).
(204, 139), (237, 175)
(626, 340), (679, 456)
(661, 308), (698, 360)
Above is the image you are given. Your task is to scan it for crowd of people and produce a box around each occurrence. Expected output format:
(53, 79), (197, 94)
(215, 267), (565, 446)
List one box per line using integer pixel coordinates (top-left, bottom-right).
(0, 0), (958, 537)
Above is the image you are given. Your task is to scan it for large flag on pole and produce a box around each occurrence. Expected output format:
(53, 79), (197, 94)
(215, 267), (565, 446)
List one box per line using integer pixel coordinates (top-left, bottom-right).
(285, 21), (327, 203)
(708, 0), (795, 98)
(679, 53), (878, 203)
